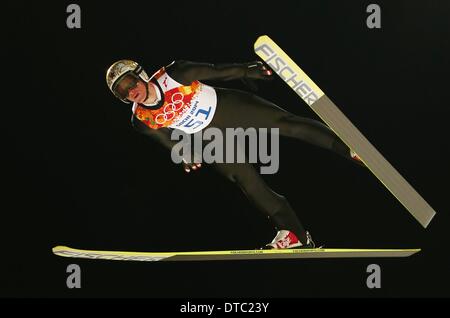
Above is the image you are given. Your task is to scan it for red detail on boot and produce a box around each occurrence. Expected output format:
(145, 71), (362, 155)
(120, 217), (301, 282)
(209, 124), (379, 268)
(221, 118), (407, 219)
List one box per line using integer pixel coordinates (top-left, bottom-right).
(276, 231), (300, 248)
(266, 230), (303, 249)
(350, 150), (362, 163)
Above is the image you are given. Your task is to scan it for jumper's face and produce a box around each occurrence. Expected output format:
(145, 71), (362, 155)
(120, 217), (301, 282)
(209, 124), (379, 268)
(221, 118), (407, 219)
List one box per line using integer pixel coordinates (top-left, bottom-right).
(126, 80), (147, 104)
(114, 74), (147, 103)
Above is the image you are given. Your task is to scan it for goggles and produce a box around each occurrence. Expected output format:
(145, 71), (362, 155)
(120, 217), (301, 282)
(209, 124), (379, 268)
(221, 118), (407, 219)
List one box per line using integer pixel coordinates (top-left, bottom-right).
(112, 73), (140, 100)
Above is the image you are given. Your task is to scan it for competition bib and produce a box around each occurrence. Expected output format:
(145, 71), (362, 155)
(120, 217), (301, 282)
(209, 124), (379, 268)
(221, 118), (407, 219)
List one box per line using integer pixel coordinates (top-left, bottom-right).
(132, 66), (217, 134)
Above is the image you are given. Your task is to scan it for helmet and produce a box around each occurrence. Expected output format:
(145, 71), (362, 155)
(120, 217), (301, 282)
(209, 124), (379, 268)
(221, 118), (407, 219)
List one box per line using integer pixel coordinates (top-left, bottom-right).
(106, 59), (150, 104)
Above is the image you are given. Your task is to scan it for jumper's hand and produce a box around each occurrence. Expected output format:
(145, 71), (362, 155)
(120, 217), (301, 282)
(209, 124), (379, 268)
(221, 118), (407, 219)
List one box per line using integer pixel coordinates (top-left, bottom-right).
(183, 162), (202, 173)
(245, 61), (273, 80)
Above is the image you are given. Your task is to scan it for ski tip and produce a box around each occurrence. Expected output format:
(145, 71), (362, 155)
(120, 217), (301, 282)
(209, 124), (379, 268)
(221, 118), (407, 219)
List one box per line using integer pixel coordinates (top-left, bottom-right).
(254, 35), (270, 48)
(52, 246), (69, 254)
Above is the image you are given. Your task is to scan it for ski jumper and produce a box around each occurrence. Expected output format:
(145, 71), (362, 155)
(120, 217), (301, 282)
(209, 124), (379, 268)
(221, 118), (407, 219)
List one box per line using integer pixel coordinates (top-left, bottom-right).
(131, 60), (363, 243)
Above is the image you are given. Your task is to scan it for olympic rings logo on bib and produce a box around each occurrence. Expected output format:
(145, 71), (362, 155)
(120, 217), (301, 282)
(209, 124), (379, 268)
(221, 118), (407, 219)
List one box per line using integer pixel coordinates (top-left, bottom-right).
(154, 92), (185, 124)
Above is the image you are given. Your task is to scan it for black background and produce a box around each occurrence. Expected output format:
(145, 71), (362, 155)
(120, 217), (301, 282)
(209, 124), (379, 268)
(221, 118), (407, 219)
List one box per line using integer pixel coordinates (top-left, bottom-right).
(4, 0), (450, 298)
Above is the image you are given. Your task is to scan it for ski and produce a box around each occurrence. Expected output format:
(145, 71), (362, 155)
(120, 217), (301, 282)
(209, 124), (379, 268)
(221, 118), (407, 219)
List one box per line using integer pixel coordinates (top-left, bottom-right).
(53, 246), (420, 262)
(254, 35), (436, 228)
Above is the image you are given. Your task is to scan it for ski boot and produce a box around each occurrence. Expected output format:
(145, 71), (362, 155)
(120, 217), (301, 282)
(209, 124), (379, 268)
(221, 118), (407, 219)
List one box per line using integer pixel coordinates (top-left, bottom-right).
(350, 150), (364, 165)
(262, 230), (316, 249)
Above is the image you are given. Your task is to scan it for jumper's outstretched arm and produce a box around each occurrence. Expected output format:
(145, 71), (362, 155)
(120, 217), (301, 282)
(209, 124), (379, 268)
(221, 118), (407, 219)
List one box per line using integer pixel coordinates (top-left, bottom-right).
(131, 115), (201, 173)
(169, 60), (272, 85)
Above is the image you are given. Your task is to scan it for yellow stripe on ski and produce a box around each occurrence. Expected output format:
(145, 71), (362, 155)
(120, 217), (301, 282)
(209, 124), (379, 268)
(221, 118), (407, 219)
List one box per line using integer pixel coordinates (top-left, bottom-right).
(53, 246), (421, 262)
(254, 35), (324, 106)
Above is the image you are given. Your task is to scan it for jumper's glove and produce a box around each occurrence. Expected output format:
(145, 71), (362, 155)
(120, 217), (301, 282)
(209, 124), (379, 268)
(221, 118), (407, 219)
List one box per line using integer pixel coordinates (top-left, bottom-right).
(183, 161), (202, 173)
(241, 61), (273, 92)
(182, 156), (202, 173)
(245, 61), (273, 80)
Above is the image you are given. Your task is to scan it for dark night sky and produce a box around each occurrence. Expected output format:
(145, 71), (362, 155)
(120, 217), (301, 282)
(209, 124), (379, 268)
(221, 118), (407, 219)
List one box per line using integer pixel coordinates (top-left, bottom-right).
(3, 1), (450, 298)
